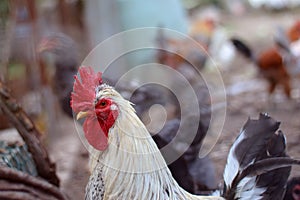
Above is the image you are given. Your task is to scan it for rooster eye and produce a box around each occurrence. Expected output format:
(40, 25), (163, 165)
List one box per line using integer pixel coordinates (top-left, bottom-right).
(96, 99), (111, 109)
(100, 101), (106, 107)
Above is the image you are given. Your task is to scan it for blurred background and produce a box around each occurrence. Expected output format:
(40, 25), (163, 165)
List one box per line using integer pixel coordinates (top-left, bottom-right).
(0, 0), (300, 199)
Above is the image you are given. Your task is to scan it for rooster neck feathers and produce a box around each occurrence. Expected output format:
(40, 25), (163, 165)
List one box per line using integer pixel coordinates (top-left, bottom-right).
(88, 92), (222, 199)
(89, 87), (188, 199)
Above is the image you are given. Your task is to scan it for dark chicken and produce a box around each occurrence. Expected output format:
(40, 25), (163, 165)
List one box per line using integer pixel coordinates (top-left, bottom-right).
(38, 33), (79, 118)
(153, 117), (217, 194)
(152, 131), (204, 194)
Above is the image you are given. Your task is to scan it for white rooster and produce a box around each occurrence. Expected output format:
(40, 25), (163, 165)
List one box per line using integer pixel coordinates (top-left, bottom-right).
(71, 67), (221, 199)
(71, 67), (300, 200)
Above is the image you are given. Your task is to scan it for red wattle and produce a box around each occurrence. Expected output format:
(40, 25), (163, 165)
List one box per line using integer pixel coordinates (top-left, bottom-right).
(83, 116), (108, 151)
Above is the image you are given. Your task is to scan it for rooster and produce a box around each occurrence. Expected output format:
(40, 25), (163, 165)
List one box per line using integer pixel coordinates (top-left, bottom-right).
(38, 33), (216, 193)
(71, 67), (300, 199)
(71, 67), (222, 199)
(230, 37), (292, 99)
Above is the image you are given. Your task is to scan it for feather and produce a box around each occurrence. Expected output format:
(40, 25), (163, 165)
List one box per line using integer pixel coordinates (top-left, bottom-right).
(224, 113), (280, 188)
(239, 157), (300, 180)
(230, 38), (255, 61)
(152, 133), (196, 194)
(255, 131), (291, 200)
(222, 113), (300, 200)
(227, 156), (300, 199)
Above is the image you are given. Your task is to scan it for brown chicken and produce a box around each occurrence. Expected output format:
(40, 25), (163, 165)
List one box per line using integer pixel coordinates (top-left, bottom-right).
(231, 38), (291, 98)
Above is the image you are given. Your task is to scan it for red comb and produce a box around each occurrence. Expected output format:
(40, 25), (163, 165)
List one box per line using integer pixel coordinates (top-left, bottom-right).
(71, 66), (102, 113)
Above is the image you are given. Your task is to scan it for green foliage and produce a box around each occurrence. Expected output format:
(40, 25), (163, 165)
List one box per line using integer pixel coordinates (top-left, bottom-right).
(0, 0), (9, 26)
(8, 63), (26, 80)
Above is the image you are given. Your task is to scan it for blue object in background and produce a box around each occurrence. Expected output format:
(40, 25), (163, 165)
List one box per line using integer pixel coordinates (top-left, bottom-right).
(85, 0), (188, 79)
(117, 0), (188, 33)
(117, 0), (188, 71)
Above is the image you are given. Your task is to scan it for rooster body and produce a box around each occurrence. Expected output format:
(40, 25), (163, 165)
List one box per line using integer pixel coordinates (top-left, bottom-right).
(71, 67), (222, 199)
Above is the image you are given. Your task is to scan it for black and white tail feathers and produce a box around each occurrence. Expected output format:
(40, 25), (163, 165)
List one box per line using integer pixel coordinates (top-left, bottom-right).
(230, 37), (256, 62)
(222, 113), (300, 200)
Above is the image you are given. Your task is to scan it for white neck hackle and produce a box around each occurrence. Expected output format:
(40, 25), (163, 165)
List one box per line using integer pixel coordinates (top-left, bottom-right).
(88, 87), (222, 200)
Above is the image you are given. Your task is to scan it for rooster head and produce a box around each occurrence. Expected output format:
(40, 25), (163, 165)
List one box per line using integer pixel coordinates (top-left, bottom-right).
(71, 66), (119, 151)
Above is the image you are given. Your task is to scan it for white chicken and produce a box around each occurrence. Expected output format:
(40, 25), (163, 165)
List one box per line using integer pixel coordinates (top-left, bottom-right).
(71, 67), (300, 200)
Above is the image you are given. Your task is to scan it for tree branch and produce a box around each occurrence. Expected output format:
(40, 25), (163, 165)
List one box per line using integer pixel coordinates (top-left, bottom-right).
(0, 79), (59, 186)
(0, 166), (68, 200)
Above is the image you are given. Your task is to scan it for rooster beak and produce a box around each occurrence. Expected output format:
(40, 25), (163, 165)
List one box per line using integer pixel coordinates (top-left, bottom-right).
(76, 111), (89, 120)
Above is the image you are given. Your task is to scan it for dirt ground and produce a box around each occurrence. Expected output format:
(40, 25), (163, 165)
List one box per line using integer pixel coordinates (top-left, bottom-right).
(46, 11), (300, 199)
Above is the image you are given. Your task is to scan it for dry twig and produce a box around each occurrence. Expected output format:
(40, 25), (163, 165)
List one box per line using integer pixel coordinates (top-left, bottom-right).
(0, 79), (59, 186)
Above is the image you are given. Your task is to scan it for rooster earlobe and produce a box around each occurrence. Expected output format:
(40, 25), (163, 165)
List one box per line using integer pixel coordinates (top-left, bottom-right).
(83, 115), (109, 151)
